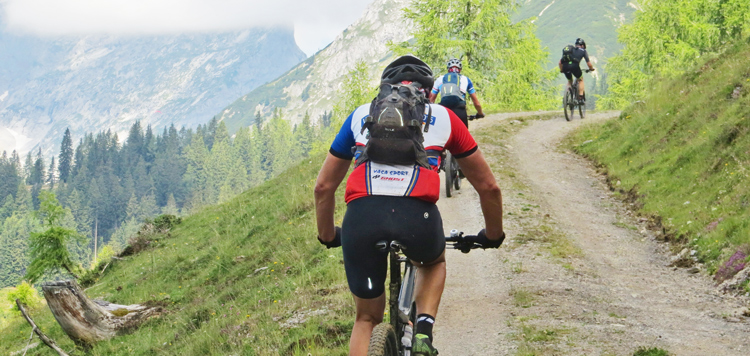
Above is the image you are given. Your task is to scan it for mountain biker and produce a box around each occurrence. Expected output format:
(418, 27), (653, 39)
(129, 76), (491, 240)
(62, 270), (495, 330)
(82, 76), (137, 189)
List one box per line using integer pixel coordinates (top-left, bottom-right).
(559, 38), (595, 103)
(429, 58), (485, 128)
(314, 55), (505, 356)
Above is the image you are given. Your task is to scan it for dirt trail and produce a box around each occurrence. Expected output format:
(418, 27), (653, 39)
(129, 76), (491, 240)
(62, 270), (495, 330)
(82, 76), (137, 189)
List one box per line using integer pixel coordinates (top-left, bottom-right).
(433, 112), (750, 355)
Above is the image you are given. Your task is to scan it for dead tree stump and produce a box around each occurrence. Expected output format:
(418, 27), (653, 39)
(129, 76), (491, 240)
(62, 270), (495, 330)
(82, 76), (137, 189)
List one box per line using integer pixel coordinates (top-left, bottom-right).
(42, 280), (162, 346)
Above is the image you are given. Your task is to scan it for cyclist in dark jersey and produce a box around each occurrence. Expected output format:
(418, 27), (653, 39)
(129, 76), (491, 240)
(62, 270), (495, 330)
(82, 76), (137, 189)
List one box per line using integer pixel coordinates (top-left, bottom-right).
(314, 55), (505, 356)
(559, 38), (595, 103)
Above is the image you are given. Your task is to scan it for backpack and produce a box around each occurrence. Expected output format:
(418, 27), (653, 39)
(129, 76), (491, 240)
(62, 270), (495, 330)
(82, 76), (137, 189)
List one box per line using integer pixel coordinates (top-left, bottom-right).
(355, 83), (431, 169)
(562, 44), (577, 64)
(439, 72), (465, 107)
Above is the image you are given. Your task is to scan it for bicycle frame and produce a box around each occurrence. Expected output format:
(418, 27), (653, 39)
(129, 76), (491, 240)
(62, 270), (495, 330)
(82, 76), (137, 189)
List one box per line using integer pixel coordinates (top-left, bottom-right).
(370, 232), (485, 355)
(385, 247), (416, 354)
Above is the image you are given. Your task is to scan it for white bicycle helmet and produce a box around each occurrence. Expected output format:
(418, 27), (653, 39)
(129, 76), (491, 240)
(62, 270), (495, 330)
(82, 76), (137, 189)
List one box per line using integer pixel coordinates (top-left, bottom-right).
(446, 58), (462, 70)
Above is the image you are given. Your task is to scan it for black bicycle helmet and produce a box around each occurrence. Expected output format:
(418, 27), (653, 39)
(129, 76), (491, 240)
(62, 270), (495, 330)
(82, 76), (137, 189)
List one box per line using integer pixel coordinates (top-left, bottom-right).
(575, 38), (586, 49)
(381, 55), (434, 90)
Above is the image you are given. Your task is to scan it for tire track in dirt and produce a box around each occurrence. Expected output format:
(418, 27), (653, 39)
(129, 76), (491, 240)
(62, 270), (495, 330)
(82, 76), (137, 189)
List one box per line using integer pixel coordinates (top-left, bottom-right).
(433, 112), (750, 355)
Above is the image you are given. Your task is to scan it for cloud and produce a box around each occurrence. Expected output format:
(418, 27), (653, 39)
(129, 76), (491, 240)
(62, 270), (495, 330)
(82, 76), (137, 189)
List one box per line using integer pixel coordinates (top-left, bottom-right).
(1, 0), (373, 56)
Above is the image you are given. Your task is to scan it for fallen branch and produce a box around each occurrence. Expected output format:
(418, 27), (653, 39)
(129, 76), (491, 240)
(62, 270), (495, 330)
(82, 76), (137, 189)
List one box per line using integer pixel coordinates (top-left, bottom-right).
(15, 299), (70, 356)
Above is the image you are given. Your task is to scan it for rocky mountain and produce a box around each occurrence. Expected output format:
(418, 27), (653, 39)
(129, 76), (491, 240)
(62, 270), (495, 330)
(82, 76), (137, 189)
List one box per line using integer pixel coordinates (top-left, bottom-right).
(0, 26), (307, 156)
(218, 0), (412, 132)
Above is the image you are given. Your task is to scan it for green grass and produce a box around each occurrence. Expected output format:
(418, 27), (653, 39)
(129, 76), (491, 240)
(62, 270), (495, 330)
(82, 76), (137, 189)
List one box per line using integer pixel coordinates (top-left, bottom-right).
(633, 346), (670, 356)
(0, 152), (354, 356)
(567, 38), (750, 274)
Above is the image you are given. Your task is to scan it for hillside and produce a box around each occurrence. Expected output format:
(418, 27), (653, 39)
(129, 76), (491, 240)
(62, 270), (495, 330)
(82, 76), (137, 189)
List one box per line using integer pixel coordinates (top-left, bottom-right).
(0, 151), (355, 355)
(0, 26), (306, 156)
(569, 38), (750, 277)
(218, 0), (412, 133)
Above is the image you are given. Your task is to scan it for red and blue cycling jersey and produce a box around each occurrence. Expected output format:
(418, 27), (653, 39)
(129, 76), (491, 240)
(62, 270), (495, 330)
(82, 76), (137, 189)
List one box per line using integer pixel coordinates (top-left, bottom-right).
(329, 103), (478, 204)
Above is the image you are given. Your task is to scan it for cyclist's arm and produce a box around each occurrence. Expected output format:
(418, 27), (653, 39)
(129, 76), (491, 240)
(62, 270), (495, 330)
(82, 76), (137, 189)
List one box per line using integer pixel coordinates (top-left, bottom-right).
(584, 51), (594, 71)
(428, 92), (438, 103)
(469, 93), (483, 116)
(456, 150), (504, 240)
(314, 153), (351, 242)
(558, 59), (563, 72)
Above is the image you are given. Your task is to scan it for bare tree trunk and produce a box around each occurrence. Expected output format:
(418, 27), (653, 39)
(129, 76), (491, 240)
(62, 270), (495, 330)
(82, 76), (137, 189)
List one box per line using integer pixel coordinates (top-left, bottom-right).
(41, 280), (162, 347)
(16, 299), (70, 356)
(93, 217), (98, 266)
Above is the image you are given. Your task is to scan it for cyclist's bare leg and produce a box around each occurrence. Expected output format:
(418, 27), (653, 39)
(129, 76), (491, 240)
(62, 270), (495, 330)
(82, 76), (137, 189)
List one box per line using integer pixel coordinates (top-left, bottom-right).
(566, 79), (573, 91)
(578, 77), (585, 98)
(350, 293), (386, 356)
(412, 250), (447, 319)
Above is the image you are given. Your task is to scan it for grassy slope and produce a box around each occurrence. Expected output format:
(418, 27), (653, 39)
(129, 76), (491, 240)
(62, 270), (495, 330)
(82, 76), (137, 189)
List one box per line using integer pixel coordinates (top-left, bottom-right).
(0, 152), (354, 356)
(567, 38), (750, 274)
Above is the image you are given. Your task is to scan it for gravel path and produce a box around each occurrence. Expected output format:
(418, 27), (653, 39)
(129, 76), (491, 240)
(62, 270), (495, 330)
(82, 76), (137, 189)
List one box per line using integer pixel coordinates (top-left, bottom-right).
(433, 112), (750, 355)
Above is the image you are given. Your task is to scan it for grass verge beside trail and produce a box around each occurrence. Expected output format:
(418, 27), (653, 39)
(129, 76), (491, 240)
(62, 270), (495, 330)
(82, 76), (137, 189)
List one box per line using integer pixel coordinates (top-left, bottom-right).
(566, 39), (750, 279)
(0, 152), (353, 356)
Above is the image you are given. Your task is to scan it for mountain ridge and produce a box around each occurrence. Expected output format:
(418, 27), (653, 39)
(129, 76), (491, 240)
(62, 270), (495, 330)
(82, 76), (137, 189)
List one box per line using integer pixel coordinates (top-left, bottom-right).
(0, 27), (307, 156)
(219, 0), (412, 133)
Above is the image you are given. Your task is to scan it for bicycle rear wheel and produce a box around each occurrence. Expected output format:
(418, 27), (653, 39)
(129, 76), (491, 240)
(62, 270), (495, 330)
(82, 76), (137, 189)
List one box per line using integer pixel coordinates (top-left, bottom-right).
(444, 151), (455, 197)
(563, 90), (573, 121)
(367, 323), (400, 356)
(453, 158), (462, 191)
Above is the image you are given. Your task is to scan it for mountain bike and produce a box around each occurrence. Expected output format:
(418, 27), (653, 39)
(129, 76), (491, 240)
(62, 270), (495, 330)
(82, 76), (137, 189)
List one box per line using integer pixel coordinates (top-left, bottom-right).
(441, 115), (479, 198)
(366, 230), (489, 356)
(562, 69), (592, 121)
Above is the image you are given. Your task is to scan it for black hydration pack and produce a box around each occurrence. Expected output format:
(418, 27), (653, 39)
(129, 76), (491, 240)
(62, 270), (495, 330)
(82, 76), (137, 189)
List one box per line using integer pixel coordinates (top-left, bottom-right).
(355, 83), (431, 169)
(562, 44), (576, 64)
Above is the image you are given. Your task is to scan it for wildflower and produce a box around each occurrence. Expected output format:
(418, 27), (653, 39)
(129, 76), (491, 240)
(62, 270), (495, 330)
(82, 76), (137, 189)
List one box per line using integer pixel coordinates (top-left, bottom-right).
(274, 300), (278, 303)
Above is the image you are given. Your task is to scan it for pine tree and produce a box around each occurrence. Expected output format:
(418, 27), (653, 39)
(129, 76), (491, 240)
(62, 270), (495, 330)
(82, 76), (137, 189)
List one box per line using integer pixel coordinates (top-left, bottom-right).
(23, 152), (33, 184)
(59, 128), (73, 183)
(25, 191), (81, 283)
(0, 212), (38, 288)
(267, 108), (294, 177)
(162, 193), (179, 216)
(47, 156), (56, 189)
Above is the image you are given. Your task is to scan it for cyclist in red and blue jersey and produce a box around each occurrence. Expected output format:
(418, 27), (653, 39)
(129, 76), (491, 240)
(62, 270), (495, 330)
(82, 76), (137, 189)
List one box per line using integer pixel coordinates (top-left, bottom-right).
(314, 55), (505, 356)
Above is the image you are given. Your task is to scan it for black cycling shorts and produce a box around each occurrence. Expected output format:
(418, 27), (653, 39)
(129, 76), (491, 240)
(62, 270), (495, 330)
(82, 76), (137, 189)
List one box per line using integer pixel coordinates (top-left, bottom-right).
(562, 64), (583, 80)
(440, 101), (468, 128)
(341, 196), (445, 299)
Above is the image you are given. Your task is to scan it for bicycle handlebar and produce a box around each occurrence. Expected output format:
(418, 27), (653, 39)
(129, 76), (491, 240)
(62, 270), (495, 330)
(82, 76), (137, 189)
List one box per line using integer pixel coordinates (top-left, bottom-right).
(445, 231), (487, 253)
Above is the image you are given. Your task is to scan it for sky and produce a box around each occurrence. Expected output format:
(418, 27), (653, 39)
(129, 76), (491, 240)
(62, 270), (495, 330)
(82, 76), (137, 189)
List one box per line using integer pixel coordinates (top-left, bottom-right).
(0, 0), (374, 57)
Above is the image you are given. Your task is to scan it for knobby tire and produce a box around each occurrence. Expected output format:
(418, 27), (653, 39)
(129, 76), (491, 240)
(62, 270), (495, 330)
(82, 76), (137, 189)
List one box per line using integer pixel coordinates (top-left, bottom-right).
(453, 158), (462, 191)
(367, 323), (400, 356)
(445, 152), (455, 197)
(563, 89), (573, 121)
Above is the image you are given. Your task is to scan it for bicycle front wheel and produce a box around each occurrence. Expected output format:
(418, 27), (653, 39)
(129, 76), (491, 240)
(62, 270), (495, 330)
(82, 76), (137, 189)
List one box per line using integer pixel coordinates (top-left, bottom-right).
(367, 323), (400, 356)
(563, 90), (573, 121)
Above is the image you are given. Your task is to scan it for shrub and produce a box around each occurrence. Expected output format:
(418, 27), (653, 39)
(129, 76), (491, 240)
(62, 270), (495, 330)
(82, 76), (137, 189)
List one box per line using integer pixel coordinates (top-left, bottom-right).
(7, 282), (41, 311)
(633, 347), (670, 356)
(151, 214), (182, 232)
